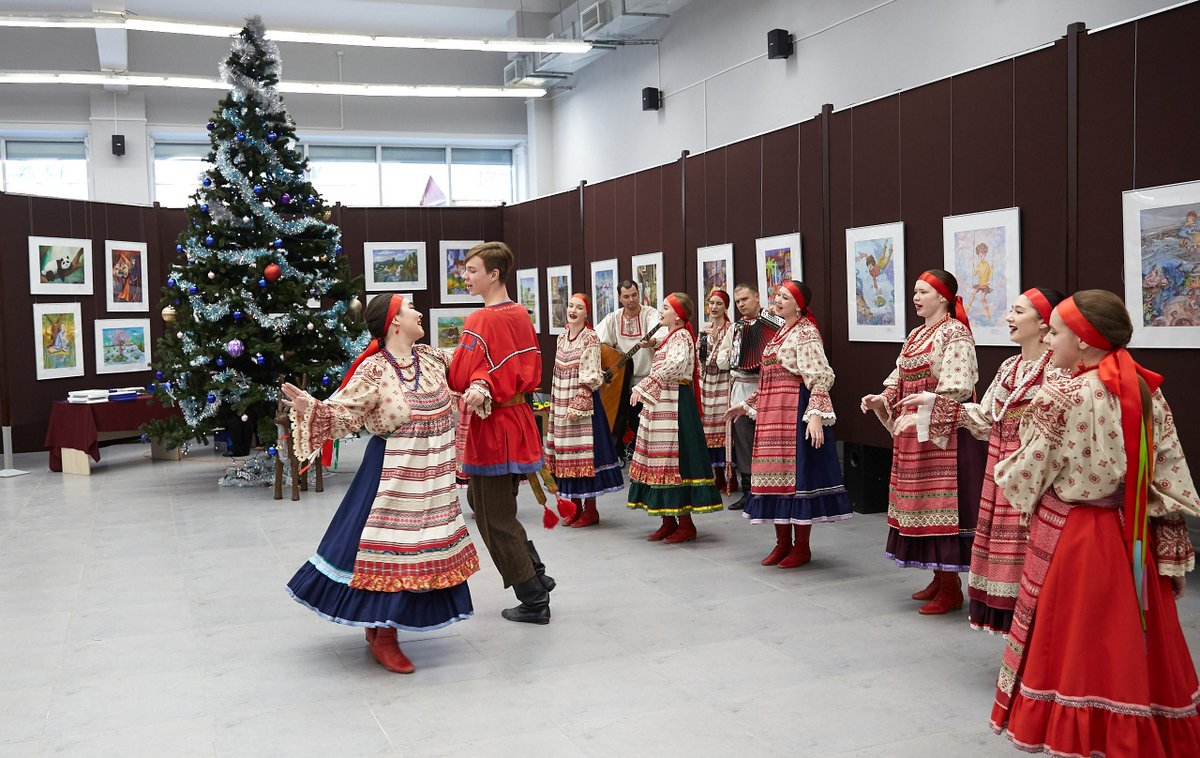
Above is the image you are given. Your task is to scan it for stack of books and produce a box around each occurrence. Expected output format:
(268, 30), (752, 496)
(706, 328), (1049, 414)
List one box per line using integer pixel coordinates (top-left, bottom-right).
(108, 387), (143, 402)
(68, 390), (109, 404)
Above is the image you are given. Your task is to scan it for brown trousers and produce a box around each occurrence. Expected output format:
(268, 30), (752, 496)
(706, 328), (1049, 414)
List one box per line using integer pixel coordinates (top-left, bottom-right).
(466, 473), (536, 588)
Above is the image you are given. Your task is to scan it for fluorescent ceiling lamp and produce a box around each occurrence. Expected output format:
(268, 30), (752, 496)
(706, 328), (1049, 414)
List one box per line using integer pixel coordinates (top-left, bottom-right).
(0, 71), (546, 98)
(0, 13), (593, 54)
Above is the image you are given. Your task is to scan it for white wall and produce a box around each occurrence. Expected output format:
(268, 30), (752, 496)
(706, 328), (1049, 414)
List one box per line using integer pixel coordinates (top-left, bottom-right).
(545, 0), (1189, 192)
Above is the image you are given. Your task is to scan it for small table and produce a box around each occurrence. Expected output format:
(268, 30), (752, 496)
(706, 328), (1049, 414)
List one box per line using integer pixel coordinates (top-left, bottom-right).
(45, 397), (182, 474)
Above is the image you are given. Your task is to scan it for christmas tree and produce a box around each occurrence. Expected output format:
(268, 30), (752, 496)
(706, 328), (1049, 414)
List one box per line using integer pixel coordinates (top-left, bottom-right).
(144, 16), (365, 452)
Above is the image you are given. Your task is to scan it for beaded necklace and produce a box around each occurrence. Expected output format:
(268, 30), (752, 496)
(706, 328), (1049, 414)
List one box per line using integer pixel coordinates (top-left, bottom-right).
(991, 351), (1051, 423)
(381, 347), (421, 391)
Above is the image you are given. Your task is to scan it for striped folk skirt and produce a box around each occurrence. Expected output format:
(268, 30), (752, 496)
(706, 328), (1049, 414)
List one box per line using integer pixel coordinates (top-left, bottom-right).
(628, 384), (723, 516)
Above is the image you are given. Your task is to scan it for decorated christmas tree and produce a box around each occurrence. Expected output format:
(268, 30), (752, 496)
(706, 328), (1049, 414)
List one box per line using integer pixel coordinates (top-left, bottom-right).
(144, 16), (365, 451)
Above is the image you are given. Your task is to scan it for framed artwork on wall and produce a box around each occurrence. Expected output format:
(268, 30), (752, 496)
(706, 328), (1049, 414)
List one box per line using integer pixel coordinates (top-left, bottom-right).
(439, 239), (484, 304)
(363, 242), (426, 292)
(94, 318), (152, 374)
(630, 252), (664, 311)
(1122, 179), (1200, 347)
(546, 264), (572, 335)
(696, 243), (733, 329)
(429, 308), (478, 353)
(942, 207), (1021, 347)
(104, 240), (148, 312)
(755, 233), (801, 301)
(846, 222), (906, 342)
(32, 302), (85, 380)
(590, 258), (619, 326)
(29, 235), (92, 296)
(516, 267), (541, 333)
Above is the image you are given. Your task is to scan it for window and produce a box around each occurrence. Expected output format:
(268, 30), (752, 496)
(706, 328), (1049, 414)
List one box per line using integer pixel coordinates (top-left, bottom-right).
(306, 145), (380, 207)
(450, 147), (513, 206)
(153, 142), (211, 208)
(2, 140), (88, 200)
(381, 147), (449, 206)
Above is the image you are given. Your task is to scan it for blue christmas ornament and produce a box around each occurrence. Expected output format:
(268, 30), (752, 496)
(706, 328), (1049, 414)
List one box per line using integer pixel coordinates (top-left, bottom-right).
(204, 234), (215, 246)
(216, 357), (225, 368)
(206, 393), (216, 404)
(203, 177), (211, 187)
(253, 184), (264, 195)
(334, 245), (343, 255)
(200, 203), (209, 213)
(147, 384), (156, 392)
(258, 278), (267, 288)
(206, 121), (215, 131)
(273, 238), (283, 248)
(306, 195), (316, 205)
(321, 376), (331, 386)
(255, 354), (265, 365)
(267, 446), (278, 457)
(155, 371), (164, 380)
(236, 132), (246, 142)
(164, 381), (172, 391)
(188, 285), (198, 295)
(280, 193), (292, 205)
(166, 277), (177, 288)
(176, 244), (184, 253)
(267, 131), (278, 142)
(233, 310), (243, 320)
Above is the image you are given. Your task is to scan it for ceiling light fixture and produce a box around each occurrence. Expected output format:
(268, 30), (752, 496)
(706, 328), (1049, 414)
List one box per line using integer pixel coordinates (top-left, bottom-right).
(0, 13), (593, 54)
(0, 71), (546, 98)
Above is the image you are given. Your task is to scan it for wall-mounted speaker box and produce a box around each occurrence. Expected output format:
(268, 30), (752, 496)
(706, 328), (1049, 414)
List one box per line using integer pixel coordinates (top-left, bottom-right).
(642, 86), (661, 111)
(842, 441), (891, 514)
(111, 134), (126, 156)
(767, 28), (793, 60)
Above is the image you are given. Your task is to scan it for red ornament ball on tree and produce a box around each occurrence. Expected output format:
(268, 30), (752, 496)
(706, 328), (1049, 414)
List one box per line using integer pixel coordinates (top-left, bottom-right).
(263, 263), (282, 281)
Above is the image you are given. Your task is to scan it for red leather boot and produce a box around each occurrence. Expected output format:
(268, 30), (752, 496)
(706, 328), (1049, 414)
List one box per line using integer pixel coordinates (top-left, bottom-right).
(911, 572), (940, 601)
(561, 498), (583, 526)
(761, 524), (792, 565)
(369, 628), (415, 673)
(918, 572), (964, 615)
(572, 498), (599, 528)
(778, 524), (812, 568)
(664, 513), (697, 543)
(647, 516), (678, 541)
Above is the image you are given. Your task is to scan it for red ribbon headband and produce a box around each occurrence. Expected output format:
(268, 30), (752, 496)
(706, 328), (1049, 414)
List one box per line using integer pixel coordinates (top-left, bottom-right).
(919, 272), (970, 329)
(570, 292), (592, 328)
(336, 294), (404, 393)
(779, 280), (807, 311)
(708, 289), (730, 308)
(1056, 296), (1113, 351)
(1022, 288), (1053, 323)
(666, 293), (688, 323)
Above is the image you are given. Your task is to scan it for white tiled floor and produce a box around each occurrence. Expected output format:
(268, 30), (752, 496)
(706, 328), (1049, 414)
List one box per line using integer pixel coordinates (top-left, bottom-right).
(2, 439), (1198, 757)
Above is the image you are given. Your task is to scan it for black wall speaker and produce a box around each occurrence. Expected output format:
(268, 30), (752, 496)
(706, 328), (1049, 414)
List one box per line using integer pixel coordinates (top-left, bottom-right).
(641, 86), (661, 111)
(842, 442), (891, 514)
(767, 28), (793, 60)
(111, 134), (126, 156)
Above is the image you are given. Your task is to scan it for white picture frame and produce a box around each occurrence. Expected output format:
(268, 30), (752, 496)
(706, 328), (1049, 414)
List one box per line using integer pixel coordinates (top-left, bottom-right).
(429, 307), (479, 353)
(696, 243), (734, 329)
(439, 239), (484, 304)
(1122, 179), (1200, 347)
(29, 235), (92, 296)
(590, 258), (619, 326)
(755, 233), (801, 302)
(846, 222), (906, 342)
(630, 251), (664, 311)
(942, 207), (1021, 347)
(94, 318), (152, 374)
(363, 242), (427, 292)
(546, 264), (573, 336)
(515, 267), (541, 333)
(33, 302), (85, 380)
(104, 240), (149, 313)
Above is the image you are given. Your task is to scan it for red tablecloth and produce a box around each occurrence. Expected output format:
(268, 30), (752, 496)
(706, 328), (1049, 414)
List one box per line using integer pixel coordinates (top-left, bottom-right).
(44, 398), (181, 472)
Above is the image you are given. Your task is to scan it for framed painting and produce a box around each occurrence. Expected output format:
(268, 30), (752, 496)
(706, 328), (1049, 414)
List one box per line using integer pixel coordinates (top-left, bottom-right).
(755, 233), (801, 301)
(104, 240), (148, 312)
(590, 258), (619, 326)
(429, 308), (478, 353)
(630, 252), (664, 311)
(29, 235), (92, 296)
(363, 242), (426, 292)
(696, 244), (733, 329)
(32, 302), (84, 380)
(94, 318), (152, 374)
(516, 267), (541, 333)
(846, 222), (906, 342)
(546, 264), (572, 336)
(439, 239), (484, 304)
(1122, 180), (1200, 347)
(943, 207), (1021, 347)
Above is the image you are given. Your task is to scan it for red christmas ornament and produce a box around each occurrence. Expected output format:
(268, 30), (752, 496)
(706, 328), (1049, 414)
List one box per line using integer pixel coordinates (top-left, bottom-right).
(263, 263), (282, 282)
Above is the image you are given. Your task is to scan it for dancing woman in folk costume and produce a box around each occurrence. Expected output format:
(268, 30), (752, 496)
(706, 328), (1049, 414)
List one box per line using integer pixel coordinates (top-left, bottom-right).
(699, 289), (734, 490)
(547, 293), (624, 528)
(860, 269), (987, 615)
(901, 287), (1066, 634)
(283, 294), (479, 674)
(627, 292), (724, 543)
(987, 291), (1200, 757)
(726, 281), (853, 568)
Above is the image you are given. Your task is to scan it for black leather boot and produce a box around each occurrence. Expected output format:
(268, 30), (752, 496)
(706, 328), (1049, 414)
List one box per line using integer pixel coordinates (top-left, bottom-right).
(526, 540), (555, 592)
(729, 475), (752, 510)
(501, 575), (551, 624)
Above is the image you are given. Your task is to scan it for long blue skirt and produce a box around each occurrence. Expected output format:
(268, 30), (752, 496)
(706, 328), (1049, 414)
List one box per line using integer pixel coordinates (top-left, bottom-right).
(556, 391), (625, 499)
(285, 435), (474, 632)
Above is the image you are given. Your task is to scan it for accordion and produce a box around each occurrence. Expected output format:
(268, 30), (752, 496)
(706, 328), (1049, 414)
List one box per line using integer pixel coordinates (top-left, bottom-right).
(732, 311), (783, 372)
